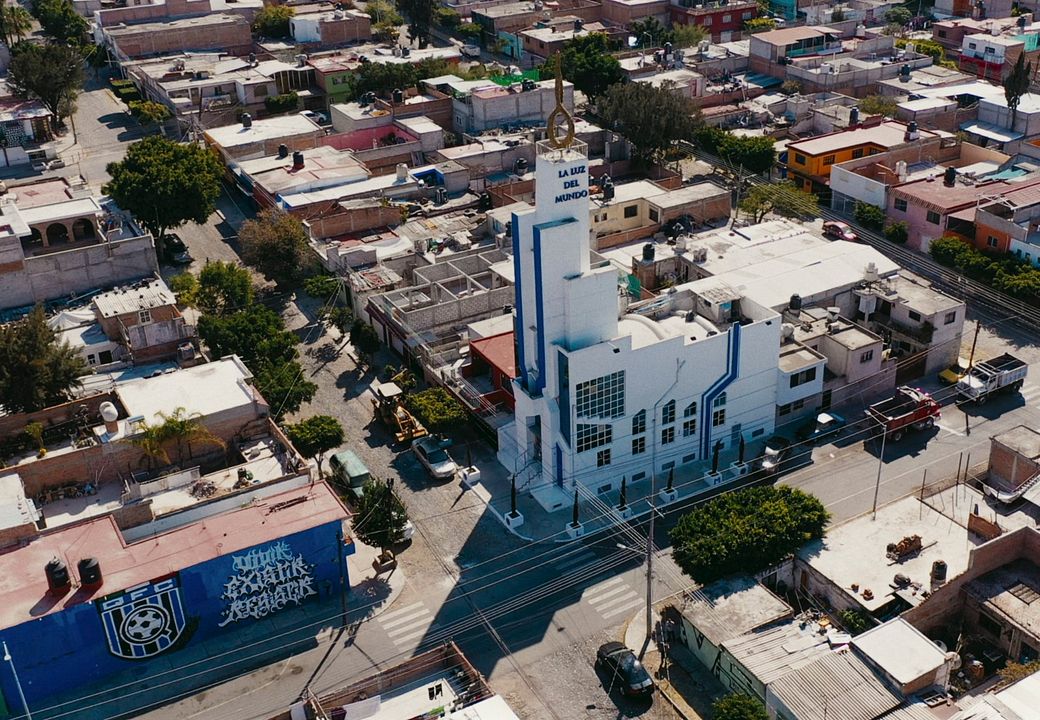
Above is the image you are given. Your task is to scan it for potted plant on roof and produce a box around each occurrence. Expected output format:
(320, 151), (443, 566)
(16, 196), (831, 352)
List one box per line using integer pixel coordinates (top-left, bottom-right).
(25, 422), (45, 458)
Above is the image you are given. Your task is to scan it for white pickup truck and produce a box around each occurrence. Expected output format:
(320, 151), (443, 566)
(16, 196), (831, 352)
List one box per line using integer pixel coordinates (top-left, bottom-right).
(956, 353), (1028, 403)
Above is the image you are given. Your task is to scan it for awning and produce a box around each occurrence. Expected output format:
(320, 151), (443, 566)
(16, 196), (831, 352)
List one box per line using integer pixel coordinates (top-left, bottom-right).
(744, 73), (782, 89)
(948, 207), (976, 223)
(960, 121), (1023, 143)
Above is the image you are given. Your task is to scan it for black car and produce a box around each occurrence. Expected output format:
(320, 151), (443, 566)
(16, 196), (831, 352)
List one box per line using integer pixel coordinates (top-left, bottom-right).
(163, 233), (193, 265)
(755, 435), (793, 476)
(595, 642), (654, 697)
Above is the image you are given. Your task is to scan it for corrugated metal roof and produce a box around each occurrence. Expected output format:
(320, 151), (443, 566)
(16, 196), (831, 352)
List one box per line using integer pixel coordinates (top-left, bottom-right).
(722, 621), (829, 685)
(767, 649), (901, 720)
(92, 277), (175, 318)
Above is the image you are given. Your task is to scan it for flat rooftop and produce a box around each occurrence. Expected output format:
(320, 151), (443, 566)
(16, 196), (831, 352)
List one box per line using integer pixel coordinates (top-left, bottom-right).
(205, 115), (321, 149)
(798, 495), (975, 613)
(92, 277), (175, 318)
(680, 576), (792, 646)
(852, 618), (948, 687)
(788, 121), (939, 157)
(115, 356), (258, 427)
(0, 482), (348, 629)
(105, 12), (247, 35)
(994, 424), (1040, 461)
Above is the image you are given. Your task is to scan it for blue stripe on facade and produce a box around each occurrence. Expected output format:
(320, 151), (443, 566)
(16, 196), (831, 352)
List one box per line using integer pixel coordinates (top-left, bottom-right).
(511, 212), (527, 391)
(531, 225), (547, 395)
(699, 323), (742, 458)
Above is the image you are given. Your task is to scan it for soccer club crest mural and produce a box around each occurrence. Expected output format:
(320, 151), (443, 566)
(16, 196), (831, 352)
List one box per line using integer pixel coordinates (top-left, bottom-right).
(98, 575), (190, 660)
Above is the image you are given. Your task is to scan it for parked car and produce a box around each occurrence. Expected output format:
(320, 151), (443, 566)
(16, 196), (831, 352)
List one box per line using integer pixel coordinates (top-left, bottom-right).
(299, 109), (329, 125)
(412, 436), (458, 481)
(328, 449), (371, 502)
(460, 44), (481, 59)
(756, 435), (793, 476)
(595, 642), (654, 697)
(796, 412), (847, 443)
(822, 221), (859, 242)
(163, 233), (192, 264)
(938, 358), (971, 385)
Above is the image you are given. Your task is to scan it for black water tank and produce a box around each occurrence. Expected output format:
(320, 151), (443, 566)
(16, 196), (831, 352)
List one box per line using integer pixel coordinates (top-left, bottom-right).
(78, 557), (103, 587)
(479, 192), (492, 210)
(849, 107), (859, 126)
(573, 18), (583, 32)
(278, 143), (289, 159)
(241, 113), (252, 128)
(515, 157), (528, 174)
(603, 183), (615, 201)
(45, 558), (70, 593)
(642, 243), (655, 262)
(401, 46), (411, 58)
(944, 166), (957, 186)
(293, 150), (304, 168)
(392, 87), (404, 103)
(932, 559), (948, 581)
(790, 293), (802, 311)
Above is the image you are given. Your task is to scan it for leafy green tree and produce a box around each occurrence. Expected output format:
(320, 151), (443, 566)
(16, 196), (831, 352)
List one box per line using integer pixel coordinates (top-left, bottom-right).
(670, 23), (707, 48)
(264, 92), (299, 114)
(239, 208), (312, 288)
(196, 261), (255, 315)
(884, 221), (908, 244)
(1006, 52), (1032, 127)
(404, 387), (467, 435)
(350, 319), (381, 363)
(739, 182), (817, 222)
(127, 407), (224, 468)
(630, 17), (667, 47)
(457, 21), (481, 40)
(328, 306), (355, 335)
(885, 7), (913, 26)
(670, 486), (829, 583)
(255, 361), (317, 419)
(434, 4), (460, 28)
(780, 79), (802, 96)
(352, 478), (410, 550)
(595, 81), (698, 163)
(745, 17), (776, 33)
(853, 201), (885, 231)
(2, 5), (33, 45)
(252, 4), (294, 38)
(713, 695), (768, 720)
(858, 95), (897, 118)
(129, 100), (172, 134)
(398, 0), (434, 47)
(547, 33), (623, 98)
(33, 0), (88, 44)
(694, 127), (776, 173)
(104, 136), (223, 246)
(0, 306), (86, 414)
(838, 608), (872, 635)
(286, 415), (344, 478)
(8, 42), (84, 122)
(896, 37), (945, 64)
(303, 274), (340, 298)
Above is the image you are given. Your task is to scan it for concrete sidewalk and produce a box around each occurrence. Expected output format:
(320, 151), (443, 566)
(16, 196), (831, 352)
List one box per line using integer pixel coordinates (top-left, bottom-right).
(622, 605), (726, 720)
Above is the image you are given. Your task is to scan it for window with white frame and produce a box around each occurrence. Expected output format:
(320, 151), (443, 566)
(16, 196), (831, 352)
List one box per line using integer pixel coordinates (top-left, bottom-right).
(597, 449), (611, 467)
(662, 426), (675, 444)
(712, 408), (726, 427)
(683, 418), (697, 437)
(632, 436), (646, 455)
(632, 409), (646, 435)
(713, 393), (726, 408)
(576, 371), (625, 418)
(577, 423), (612, 453)
(662, 399), (675, 424)
(138, 309), (152, 324)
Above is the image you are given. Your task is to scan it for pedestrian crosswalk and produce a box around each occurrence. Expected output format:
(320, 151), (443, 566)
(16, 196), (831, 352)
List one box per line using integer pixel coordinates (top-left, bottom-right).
(377, 601), (437, 649)
(582, 576), (644, 620)
(1021, 383), (1040, 407)
(552, 548), (599, 575)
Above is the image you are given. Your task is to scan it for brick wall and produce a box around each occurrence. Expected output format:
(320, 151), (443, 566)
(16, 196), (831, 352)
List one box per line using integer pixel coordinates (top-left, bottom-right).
(988, 438), (1040, 491)
(0, 393), (118, 441)
(108, 16), (253, 59)
(318, 14), (372, 46)
(302, 202), (403, 239)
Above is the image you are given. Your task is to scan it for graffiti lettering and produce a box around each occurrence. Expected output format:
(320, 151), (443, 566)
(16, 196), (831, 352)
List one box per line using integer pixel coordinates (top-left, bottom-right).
(218, 542), (317, 627)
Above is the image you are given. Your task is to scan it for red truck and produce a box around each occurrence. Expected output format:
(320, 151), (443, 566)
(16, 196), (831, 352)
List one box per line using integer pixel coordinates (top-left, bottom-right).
(866, 386), (941, 442)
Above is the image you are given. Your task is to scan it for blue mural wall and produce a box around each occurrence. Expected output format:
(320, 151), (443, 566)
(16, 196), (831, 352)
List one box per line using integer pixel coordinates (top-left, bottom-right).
(0, 520), (353, 714)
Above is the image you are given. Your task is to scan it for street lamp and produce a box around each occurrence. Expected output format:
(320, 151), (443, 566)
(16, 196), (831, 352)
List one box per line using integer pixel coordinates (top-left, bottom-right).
(3, 641), (32, 720)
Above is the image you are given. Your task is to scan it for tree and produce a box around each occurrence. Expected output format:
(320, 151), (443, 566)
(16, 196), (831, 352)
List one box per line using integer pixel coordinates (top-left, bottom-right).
(404, 387), (467, 435)
(127, 407), (223, 468)
(366, 0), (403, 26)
(350, 319), (381, 363)
(670, 486), (829, 583)
(670, 23), (707, 49)
(33, 0), (87, 45)
(713, 695), (768, 720)
(896, 37), (945, 64)
(999, 660), (1040, 688)
(831, 6), (846, 21)
(885, 7), (913, 26)
(286, 415), (344, 478)
(352, 478), (410, 550)
(398, 0), (434, 48)
(129, 100), (171, 134)
(744, 17), (776, 33)
(1006, 52), (1032, 127)
(0, 306), (86, 414)
(595, 81), (698, 163)
(780, 79), (802, 96)
(104, 136), (223, 246)
(630, 17), (666, 47)
(328, 306), (354, 335)
(252, 5), (294, 38)
(550, 33), (623, 99)
(195, 261), (255, 315)
(739, 182), (817, 222)
(7, 42), (84, 122)
(302, 274), (340, 298)
(853, 201), (886, 231)
(858, 94), (897, 118)
(239, 208), (311, 288)
(838, 608), (872, 635)
(694, 127), (776, 173)
(884, 221), (908, 244)
(255, 361), (317, 419)
(2, 6), (33, 45)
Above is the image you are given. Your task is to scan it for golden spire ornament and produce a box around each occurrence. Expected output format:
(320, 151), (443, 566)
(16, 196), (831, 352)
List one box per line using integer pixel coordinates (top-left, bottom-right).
(546, 55), (575, 149)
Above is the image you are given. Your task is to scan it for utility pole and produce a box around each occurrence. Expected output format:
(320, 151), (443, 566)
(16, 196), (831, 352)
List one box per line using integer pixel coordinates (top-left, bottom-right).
(871, 418), (887, 521)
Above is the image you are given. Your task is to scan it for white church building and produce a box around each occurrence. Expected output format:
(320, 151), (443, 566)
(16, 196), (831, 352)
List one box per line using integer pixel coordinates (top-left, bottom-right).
(497, 92), (794, 510)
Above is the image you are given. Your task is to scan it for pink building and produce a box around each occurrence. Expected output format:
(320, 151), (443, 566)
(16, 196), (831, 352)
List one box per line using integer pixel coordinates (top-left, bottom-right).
(887, 172), (1011, 252)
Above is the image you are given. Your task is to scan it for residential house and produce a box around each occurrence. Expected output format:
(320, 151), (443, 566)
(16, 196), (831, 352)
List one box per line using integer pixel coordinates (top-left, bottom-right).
(91, 0), (262, 29)
(471, 0), (602, 60)
(932, 15), (1026, 52)
(669, 0), (758, 43)
(518, 18), (625, 61)
(204, 113), (327, 162)
(971, 177), (1040, 258)
(785, 120), (941, 195)
(290, 6), (371, 48)
(934, 0), (1015, 18)
(599, 0), (669, 25)
(748, 26), (843, 79)
(963, 90), (1040, 153)
(877, 63), (975, 98)
(97, 13), (254, 63)
(0, 178), (158, 311)
(782, 46), (933, 98)
(450, 77), (575, 133)
(91, 277), (194, 364)
(958, 23), (1040, 83)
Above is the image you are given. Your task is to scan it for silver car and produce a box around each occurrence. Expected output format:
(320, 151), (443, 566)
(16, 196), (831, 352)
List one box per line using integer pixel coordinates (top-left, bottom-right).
(412, 437), (458, 481)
